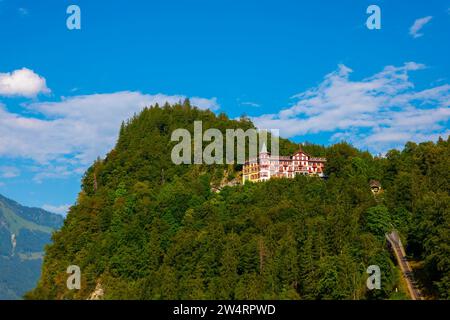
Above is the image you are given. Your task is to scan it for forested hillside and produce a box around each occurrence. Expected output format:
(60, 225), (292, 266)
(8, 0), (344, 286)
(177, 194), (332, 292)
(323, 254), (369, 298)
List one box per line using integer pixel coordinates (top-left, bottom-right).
(27, 101), (449, 300)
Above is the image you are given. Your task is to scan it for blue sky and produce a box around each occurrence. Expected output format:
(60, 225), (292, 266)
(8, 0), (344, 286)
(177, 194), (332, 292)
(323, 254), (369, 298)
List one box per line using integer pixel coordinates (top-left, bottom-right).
(0, 0), (449, 214)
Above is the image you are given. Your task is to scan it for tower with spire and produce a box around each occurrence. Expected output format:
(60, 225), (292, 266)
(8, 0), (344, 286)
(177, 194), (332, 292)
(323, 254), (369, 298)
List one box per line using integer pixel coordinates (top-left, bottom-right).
(260, 142), (268, 155)
(259, 142), (271, 181)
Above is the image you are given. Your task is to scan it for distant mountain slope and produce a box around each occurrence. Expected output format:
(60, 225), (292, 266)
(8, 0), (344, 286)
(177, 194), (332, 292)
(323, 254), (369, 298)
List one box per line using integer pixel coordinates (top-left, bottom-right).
(0, 194), (64, 300)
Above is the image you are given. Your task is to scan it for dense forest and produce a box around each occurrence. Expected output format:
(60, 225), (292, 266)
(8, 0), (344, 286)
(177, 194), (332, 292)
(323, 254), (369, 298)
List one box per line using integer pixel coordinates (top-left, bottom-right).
(26, 101), (449, 300)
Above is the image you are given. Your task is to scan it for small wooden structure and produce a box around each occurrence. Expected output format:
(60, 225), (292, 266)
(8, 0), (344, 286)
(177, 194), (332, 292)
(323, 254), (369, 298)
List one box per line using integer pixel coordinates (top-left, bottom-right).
(369, 180), (382, 194)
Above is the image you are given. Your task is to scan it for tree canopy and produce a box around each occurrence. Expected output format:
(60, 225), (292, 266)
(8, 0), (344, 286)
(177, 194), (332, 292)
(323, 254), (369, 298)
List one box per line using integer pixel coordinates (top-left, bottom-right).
(26, 102), (449, 300)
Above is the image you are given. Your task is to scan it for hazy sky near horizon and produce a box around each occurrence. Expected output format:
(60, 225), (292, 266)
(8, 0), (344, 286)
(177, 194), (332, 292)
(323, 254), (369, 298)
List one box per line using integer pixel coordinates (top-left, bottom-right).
(0, 0), (449, 214)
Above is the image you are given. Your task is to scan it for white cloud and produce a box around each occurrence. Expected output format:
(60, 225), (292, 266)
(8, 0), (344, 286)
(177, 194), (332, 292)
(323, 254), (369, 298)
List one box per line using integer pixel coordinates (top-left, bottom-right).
(18, 7), (29, 16)
(32, 165), (76, 183)
(409, 16), (433, 38)
(0, 68), (50, 97)
(190, 97), (219, 110)
(253, 62), (450, 153)
(0, 166), (20, 178)
(42, 204), (71, 216)
(241, 101), (261, 108)
(0, 91), (219, 181)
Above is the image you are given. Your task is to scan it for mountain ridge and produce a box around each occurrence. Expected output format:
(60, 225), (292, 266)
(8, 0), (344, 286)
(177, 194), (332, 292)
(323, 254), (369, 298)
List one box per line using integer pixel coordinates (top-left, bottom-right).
(0, 193), (64, 300)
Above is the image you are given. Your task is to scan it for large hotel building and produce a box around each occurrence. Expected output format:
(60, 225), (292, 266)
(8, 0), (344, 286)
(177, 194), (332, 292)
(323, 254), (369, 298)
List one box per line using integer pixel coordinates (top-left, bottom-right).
(242, 144), (326, 183)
